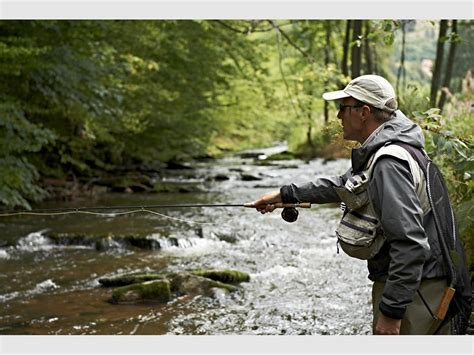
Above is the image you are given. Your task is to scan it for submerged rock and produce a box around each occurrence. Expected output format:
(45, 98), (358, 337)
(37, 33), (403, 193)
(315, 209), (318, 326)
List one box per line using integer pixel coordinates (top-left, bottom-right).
(44, 232), (175, 251)
(153, 181), (201, 193)
(191, 269), (250, 284)
(111, 280), (171, 304)
(99, 273), (168, 287)
(166, 161), (194, 170)
(213, 232), (239, 244)
(212, 174), (230, 181)
(169, 273), (238, 297)
(102, 269), (250, 305)
(240, 172), (262, 181)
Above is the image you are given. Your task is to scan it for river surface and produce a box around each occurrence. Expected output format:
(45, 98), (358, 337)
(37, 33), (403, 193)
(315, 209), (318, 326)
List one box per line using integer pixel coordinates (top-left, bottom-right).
(0, 147), (373, 335)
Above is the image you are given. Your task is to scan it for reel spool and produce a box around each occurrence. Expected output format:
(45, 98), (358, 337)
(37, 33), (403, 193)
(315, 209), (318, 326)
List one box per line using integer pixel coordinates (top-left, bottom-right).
(281, 207), (299, 223)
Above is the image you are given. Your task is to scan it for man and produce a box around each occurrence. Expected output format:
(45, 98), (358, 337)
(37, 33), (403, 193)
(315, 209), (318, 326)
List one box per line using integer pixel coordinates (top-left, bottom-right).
(247, 75), (456, 335)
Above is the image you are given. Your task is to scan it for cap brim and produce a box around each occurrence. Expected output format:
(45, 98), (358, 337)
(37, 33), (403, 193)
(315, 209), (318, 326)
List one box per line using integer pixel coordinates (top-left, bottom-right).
(322, 90), (350, 101)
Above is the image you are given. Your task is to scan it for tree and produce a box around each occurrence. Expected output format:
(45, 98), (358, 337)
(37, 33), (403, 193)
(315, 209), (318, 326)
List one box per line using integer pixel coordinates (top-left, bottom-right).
(350, 20), (363, 77)
(364, 21), (374, 74)
(430, 20), (448, 107)
(324, 21), (331, 124)
(341, 20), (351, 77)
(396, 20), (408, 96)
(438, 20), (459, 111)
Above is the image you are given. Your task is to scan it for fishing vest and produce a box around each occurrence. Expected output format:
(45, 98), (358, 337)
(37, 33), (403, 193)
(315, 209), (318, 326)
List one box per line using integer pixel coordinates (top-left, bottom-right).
(334, 144), (430, 260)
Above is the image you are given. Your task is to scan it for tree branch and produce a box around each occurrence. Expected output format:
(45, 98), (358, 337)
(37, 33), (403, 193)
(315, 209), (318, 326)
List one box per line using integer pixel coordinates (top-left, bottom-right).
(267, 20), (317, 64)
(215, 20), (291, 34)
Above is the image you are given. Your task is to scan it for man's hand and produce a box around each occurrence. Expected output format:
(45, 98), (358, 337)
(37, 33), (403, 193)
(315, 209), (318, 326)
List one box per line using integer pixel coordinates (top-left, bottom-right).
(374, 313), (402, 335)
(245, 190), (282, 214)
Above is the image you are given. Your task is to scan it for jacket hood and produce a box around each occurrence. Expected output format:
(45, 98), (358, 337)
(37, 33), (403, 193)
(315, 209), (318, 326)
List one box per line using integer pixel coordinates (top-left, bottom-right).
(351, 110), (425, 172)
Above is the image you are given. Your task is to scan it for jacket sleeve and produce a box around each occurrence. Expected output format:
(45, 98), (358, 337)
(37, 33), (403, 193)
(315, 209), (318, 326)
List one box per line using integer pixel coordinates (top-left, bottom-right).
(368, 157), (431, 319)
(280, 168), (351, 204)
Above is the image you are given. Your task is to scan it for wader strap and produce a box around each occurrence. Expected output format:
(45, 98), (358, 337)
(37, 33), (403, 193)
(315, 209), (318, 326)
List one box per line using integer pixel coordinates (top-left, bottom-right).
(417, 289), (437, 321)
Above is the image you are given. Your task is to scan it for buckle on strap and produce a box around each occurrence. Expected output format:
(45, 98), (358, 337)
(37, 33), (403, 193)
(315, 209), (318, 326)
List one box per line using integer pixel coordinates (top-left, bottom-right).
(345, 172), (369, 193)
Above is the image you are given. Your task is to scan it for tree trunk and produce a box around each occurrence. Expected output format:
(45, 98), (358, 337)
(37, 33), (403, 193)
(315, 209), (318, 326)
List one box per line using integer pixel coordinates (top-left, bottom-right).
(438, 20), (458, 111)
(364, 21), (374, 74)
(396, 21), (407, 96)
(324, 21), (331, 124)
(351, 20), (363, 78)
(341, 20), (351, 77)
(430, 20), (448, 107)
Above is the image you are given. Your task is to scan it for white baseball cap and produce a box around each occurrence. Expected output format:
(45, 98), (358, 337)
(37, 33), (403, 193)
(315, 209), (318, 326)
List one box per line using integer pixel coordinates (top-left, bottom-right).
(322, 75), (398, 113)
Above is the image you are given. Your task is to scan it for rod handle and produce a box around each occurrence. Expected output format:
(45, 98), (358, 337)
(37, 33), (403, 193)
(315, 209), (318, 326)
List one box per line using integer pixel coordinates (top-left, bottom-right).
(244, 202), (311, 209)
(435, 287), (455, 321)
(272, 202), (311, 209)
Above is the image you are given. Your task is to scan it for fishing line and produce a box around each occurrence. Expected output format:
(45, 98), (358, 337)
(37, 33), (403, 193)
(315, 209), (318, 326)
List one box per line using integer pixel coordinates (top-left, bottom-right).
(0, 202), (311, 223)
(0, 208), (220, 225)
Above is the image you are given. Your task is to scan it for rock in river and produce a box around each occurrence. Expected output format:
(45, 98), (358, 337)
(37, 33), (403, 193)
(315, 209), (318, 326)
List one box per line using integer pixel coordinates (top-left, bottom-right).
(101, 269), (250, 305)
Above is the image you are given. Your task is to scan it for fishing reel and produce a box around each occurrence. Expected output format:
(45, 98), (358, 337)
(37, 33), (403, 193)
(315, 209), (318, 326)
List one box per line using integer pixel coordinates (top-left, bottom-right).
(281, 207), (299, 223)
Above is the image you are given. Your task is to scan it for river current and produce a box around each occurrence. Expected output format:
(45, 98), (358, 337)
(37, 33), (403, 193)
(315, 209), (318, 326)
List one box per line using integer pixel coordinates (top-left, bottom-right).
(0, 148), (373, 335)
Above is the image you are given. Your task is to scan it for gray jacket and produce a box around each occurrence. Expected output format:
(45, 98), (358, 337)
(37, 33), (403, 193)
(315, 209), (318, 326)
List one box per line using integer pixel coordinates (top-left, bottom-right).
(280, 110), (446, 319)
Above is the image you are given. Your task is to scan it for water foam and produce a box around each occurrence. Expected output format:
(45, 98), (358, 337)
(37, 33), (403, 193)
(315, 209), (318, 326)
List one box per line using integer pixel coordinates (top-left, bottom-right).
(0, 279), (59, 303)
(16, 230), (53, 252)
(0, 249), (9, 259)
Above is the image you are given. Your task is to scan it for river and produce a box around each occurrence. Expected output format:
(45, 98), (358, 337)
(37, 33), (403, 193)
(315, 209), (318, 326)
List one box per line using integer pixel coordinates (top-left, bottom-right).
(0, 148), (373, 335)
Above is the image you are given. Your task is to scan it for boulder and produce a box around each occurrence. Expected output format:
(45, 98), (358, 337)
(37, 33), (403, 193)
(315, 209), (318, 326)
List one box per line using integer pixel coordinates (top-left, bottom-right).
(44, 232), (175, 251)
(213, 174), (230, 181)
(240, 172), (262, 181)
(191, 269), (250, 284)
(101, 269), (250, 304)
(169, 272), (238, 297)
(99, 273), (168, 287)
(111, 280), (171, 304)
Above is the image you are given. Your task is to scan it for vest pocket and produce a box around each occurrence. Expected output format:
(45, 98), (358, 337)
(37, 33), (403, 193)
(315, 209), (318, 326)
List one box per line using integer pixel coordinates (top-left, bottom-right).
(336, 210), (384, 260)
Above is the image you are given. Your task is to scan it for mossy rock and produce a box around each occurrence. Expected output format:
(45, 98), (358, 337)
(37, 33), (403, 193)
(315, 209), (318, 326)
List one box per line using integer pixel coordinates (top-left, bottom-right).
(191, 269), (250, 284)
(110, 280), (171, 304)
(99, 273), (168, 287)
(45, 232), (174, 251)
(266, 151), (295, 161)
(169, 272), (239, 297)
(103, 269), (249, 304)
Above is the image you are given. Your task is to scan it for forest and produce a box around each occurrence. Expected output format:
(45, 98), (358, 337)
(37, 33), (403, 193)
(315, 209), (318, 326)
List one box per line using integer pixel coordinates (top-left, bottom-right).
(0, 20), (473, 273)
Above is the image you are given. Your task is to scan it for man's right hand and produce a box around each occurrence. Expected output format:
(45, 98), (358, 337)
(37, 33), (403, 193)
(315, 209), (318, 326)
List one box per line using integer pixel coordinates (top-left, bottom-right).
(245, 190), (282, 214)
(374, 312), (402, 335)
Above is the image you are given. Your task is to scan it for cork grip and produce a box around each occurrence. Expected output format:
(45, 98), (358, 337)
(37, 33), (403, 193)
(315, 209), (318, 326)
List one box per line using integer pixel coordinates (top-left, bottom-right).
(272, 203), (311, 208)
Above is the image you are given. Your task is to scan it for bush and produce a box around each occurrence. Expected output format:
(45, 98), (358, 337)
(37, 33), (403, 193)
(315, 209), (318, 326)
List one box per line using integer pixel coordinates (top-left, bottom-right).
(412, 105), (474, 277)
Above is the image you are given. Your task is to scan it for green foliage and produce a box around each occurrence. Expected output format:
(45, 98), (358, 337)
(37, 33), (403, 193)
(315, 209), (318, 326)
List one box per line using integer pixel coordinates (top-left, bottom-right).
(0, 20), (471, 215)
(0, 27), (57, 208)
(291, 118), (350, 160)
(412, 104), (474, 273)
(397, 82), (432, 115)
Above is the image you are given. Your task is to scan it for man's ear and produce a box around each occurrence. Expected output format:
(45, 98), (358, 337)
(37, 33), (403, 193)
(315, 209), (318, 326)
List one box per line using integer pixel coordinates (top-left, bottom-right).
(360, 105), (371, 121)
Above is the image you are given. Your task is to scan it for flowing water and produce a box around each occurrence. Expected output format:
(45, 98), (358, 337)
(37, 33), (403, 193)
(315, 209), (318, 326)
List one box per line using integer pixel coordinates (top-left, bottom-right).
(0, 147), (373, 335)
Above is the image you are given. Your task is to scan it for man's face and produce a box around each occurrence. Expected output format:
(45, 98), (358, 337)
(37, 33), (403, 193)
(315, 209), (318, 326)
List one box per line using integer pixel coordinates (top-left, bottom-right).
(337, 97), (364, 142)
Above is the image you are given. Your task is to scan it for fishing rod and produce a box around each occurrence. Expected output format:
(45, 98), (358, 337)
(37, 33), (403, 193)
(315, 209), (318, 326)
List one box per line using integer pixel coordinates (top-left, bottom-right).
(0, 202), (311, 223)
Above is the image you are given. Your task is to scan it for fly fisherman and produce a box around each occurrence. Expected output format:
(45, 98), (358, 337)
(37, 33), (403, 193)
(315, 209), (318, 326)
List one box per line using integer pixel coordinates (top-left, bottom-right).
(247, 75), (471, 335)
